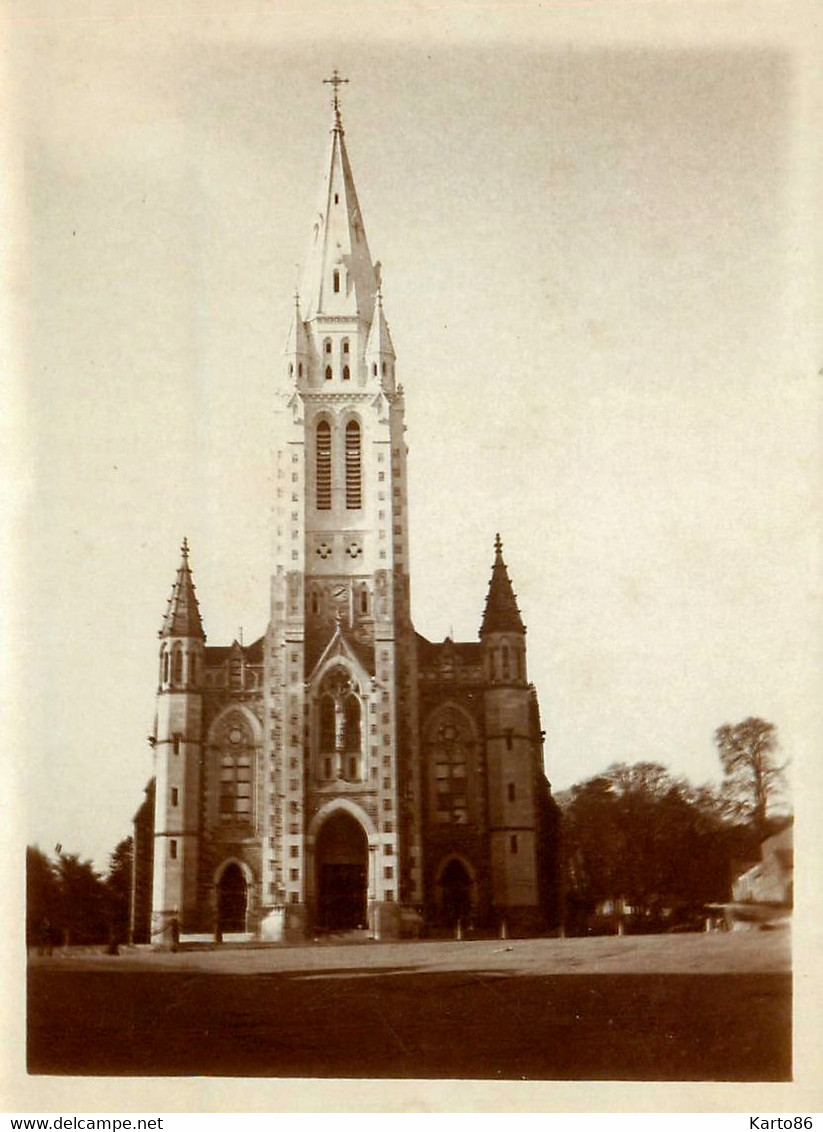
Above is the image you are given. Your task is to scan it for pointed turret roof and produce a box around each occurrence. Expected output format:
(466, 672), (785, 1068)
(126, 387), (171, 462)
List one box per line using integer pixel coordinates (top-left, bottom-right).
(479, 534), (526, 637)
(365, 288), (396, 360)
(283, 292), (310, 357)
(160, 538), (205, 639)
(299, 81), (378, 323)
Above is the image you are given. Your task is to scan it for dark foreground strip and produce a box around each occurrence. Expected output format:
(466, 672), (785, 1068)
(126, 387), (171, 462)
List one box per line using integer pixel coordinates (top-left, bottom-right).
(27, 966), (791, 1081)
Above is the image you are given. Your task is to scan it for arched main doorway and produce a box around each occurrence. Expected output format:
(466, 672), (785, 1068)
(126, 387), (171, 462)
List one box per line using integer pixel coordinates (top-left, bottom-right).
(315, 811), (368, 931)
(217, 862), (248, 934)
(438, 858), (473, 927)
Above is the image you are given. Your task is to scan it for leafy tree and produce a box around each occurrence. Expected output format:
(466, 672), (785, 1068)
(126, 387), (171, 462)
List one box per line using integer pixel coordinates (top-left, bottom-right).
(55, 852), (109, 945)
(27, 839), (135, 949)
(559, 761), (752, 934)
(105, 836), (133, 943)
(26, 846), (60, 948)
(714, 717), (788, 838)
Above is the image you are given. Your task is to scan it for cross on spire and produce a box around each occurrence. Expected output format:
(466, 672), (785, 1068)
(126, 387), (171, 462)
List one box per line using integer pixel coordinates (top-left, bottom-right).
(323, 69), (349, 128)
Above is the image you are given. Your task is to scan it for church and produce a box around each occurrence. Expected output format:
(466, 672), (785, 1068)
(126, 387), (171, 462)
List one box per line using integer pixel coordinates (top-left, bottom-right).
(131, 76), (561, 944)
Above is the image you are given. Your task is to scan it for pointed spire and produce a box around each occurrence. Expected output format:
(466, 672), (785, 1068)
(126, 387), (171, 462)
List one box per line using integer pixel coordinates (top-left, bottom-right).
(299, 76), (378, 323)
(283, 290), (310, 364)
(160, 537), (205, 639)
(479, 533), (526, 637)
(365, 287), (396, 366)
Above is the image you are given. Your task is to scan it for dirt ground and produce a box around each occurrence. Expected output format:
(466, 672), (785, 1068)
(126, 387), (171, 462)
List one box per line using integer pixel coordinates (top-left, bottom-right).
(27, 928), (791, 1080)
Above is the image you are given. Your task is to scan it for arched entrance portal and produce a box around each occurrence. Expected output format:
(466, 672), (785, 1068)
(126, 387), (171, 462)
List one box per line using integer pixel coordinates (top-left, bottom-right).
(315, 811), (368, 931)
(439, 858), (473, 927)
(217, 863), (248, 934)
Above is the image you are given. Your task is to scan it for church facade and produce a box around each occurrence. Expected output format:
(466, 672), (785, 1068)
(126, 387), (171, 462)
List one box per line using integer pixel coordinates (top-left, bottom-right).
(135, 81), (560, 944)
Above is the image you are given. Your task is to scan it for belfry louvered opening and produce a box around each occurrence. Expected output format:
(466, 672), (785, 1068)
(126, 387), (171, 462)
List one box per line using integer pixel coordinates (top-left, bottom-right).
(316, 421), (332, 510)
(345, 420), (362, 510)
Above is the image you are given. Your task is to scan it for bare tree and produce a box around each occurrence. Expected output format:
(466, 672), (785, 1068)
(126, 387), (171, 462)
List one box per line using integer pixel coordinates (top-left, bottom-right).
(713, 717), (788, 838)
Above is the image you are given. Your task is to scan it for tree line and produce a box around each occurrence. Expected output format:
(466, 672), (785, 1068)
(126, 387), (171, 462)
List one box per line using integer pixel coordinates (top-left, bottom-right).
(558, 716), (790, 933)
(27, 837), (133, 949)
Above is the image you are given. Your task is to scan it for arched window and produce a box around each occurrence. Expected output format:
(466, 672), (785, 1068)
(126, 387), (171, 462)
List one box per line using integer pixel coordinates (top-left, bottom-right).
(344, 695), (361, 752)
(333, 270), (340, 293)
(345, 420), (362, 510)
(172, 646), (183, 687)
(501, 645), (511, 681)
(342, 365), (350, 381)
(372, 363), (378, 377)
(218, 719), (254, 826)
(359, 587), (369, 615)
(161, 648), (170, 686)
(298, 362), (303, 378)
(310, 589), (320, 615)
(319, 695), (335, 752)
(288, 362), (294, 378)
(189, 651), (198, 687)
(428, 710), (473, 825)
(344, 696), (361, 780)
(316, 421), (331, 510)
(324, 364), (332, 381)
(324, 338), (332, 355)
(342, 338), (350, 356)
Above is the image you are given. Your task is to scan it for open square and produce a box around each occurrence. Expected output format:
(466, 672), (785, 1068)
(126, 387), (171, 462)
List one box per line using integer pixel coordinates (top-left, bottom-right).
(28, 930), (791, 1080)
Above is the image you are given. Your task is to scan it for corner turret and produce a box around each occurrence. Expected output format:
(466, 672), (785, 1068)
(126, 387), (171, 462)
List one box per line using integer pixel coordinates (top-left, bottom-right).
(283, 292), (310, 386)
(365, 287), (397, 391)
(480, 534), (527, 685)
(152, 538), (205, 940)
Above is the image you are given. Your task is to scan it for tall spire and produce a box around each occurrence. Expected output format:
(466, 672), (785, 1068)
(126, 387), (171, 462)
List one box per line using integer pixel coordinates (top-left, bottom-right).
(160, 537), (205, 639)
(299, 74), (378, 323)
(479, 534), (526, 637)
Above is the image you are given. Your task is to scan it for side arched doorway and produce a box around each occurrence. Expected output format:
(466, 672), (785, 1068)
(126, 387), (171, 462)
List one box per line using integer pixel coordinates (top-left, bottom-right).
(217, 862), (248, 934)
(438, 858), (473, 927)
(315, 811), (368, 931)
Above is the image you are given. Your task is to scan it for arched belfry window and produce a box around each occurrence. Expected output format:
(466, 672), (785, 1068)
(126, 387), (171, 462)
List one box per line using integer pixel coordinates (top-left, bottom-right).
(161, 647), (170, 686)
(345, 421), (362, 510)
(324, 365), (332, 381)
(342, 365), (350, 381)
(172, 645), (183, 687)
(333, 270), (341, 293)
(316, 421), (332, 510)
(342, 338), (350, 356)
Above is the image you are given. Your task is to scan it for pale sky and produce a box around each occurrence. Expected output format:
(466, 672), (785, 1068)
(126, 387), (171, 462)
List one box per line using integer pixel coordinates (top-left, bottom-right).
(6, 3), (820, 869)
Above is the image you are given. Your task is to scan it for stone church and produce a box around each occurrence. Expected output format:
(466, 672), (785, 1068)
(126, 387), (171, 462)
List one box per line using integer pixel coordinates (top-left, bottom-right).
(132, 78), (561, 944)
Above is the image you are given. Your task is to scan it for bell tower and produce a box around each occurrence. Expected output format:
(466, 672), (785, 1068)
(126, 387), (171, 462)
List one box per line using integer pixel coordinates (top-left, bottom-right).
(264, 75), (422, 937)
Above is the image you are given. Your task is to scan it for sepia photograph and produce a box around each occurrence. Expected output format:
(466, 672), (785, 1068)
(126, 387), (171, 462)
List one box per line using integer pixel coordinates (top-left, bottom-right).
(4, 0), (821, 1114)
